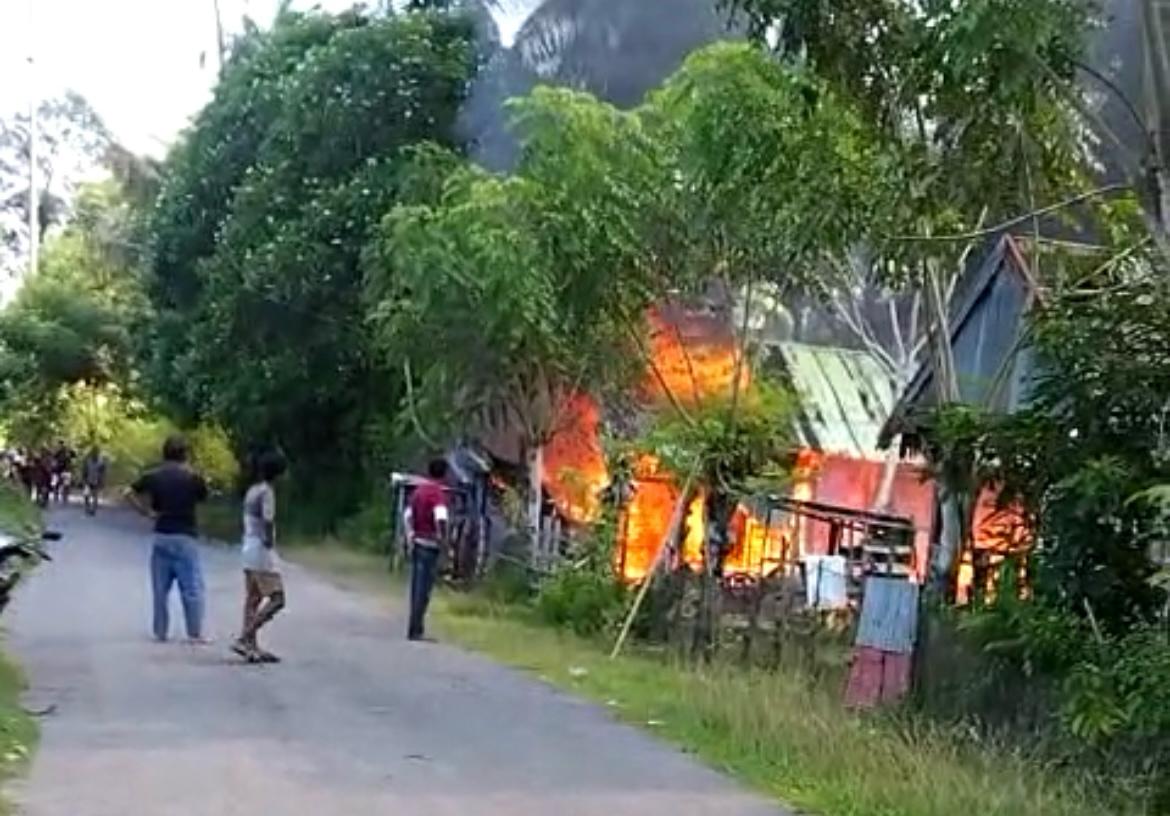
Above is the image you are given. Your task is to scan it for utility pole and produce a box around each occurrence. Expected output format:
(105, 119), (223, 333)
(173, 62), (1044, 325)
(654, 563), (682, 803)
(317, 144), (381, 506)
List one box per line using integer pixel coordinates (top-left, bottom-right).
(27, 0), (38, 283)
(1142, 0), (1170, 243)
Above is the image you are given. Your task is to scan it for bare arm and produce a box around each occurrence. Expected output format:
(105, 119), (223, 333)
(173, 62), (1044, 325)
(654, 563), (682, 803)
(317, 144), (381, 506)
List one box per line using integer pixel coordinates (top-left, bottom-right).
(124, 487), (155, 520)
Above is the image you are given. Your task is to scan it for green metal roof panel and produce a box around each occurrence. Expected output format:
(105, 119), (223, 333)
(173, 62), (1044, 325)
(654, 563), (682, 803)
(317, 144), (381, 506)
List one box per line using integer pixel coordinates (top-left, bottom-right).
(776, 343), (896, 461)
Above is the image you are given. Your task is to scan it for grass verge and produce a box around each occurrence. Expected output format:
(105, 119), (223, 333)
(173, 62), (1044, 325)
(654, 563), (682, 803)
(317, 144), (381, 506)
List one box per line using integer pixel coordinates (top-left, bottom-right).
(435, 595), (1123, 816)
(0, 652), (36, 814)
(281, 536), (1125, 816)
(0, 485), (40, 812)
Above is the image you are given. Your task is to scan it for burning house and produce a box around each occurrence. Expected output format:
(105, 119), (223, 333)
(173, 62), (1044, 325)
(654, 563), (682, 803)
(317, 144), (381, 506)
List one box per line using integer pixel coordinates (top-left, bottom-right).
(531, 304), (933, 587)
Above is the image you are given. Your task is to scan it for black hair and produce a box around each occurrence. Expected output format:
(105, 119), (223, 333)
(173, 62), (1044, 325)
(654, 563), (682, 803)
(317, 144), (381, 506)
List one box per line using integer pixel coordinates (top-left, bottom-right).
(162, 435), (189, 463)
(257, 450), (287, 483)
(427, 457), (449, 480)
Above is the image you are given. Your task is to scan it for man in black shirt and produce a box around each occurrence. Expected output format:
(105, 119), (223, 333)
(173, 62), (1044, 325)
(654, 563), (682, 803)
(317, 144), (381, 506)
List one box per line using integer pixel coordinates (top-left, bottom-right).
(128, 435), (210, 642)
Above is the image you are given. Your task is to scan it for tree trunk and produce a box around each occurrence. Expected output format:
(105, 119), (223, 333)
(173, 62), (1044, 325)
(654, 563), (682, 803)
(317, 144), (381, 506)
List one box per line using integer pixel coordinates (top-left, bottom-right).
(526, 443), (544, 568)
(693, 489), (734, 662)
(929, 486), (978, 602)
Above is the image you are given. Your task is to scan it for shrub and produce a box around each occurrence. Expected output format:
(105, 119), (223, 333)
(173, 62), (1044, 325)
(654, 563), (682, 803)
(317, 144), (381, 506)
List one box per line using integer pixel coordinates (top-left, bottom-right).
(104, 418), (239, 491)
(336, 498), (392, 553)
(105, 417), (176, 488)
(535, 564), (626, 636)
(479, 550), (534, 604)
(187, 424), (238, 491)
(0, 482), (38, 535)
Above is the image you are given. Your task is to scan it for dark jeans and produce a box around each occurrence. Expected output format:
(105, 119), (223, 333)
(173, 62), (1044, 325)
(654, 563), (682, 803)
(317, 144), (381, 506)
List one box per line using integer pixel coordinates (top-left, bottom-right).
(408, 544), (440, 639)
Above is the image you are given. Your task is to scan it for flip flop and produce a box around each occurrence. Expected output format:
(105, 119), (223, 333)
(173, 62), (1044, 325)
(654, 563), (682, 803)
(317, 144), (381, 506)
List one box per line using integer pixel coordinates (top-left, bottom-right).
(230, 640), (257, 662)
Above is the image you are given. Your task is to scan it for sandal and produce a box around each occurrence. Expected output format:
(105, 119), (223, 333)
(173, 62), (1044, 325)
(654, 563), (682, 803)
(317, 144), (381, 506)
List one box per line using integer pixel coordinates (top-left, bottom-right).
(255, 649), (282, 664)
(231, 639), (259, 662)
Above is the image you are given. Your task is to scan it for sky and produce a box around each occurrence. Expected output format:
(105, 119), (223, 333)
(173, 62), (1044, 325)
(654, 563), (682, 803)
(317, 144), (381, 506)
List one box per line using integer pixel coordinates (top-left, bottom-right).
(0, 0), (531, 157)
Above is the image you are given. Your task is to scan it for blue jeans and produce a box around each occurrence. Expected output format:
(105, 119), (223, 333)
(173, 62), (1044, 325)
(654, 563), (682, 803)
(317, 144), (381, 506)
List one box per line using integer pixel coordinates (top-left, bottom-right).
(151, 534), (205, 641)
(408, 545), (440, 639)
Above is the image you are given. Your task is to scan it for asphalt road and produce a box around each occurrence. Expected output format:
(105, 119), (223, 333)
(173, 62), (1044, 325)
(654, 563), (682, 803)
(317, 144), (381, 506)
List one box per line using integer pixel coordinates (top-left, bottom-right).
(6, 508), (785, 816)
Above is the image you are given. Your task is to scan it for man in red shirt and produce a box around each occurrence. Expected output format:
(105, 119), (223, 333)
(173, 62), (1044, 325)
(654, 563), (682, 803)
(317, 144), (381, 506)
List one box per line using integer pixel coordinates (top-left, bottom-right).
(403, 458), (451, 641)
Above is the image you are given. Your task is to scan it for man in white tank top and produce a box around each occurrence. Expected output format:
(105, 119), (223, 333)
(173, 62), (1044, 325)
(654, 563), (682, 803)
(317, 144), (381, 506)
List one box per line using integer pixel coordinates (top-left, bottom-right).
(232, 451), (288, 663)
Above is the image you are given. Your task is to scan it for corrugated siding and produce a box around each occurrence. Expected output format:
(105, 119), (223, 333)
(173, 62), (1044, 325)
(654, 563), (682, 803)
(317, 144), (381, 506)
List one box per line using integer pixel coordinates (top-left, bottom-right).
(950, 264), (1029, 410)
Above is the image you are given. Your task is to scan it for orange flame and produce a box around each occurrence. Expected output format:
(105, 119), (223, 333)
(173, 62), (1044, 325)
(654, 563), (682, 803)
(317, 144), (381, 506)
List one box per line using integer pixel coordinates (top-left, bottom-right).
(541, 308), (790, 581)
(644, 308), (749, 406)
(543, 394), (608, 524)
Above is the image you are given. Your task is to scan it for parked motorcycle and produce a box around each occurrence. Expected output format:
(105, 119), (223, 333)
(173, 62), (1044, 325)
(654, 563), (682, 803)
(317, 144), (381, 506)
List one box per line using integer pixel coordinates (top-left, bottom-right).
(0, 530), (58, 615)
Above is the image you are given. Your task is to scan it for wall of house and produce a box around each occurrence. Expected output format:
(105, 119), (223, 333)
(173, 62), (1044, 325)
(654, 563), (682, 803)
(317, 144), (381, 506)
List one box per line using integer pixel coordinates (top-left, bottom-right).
(804, 455), (935, 579)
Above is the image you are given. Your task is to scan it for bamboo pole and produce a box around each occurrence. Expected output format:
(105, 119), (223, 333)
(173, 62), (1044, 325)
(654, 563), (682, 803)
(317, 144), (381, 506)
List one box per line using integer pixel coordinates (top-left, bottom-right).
(610, 467), (698, 660)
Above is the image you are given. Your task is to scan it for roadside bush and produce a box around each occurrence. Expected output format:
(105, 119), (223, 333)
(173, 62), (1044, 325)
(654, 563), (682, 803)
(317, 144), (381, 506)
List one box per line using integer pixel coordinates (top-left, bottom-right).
(336, 498), (392, 553)
(105, 417), (176, 487)
(481, 554), (534, 605)
(923, 580), (1170, 812)
(105, 418), (238, 490)
(0, 483), (38, 534)
(535, 564), (626, 636)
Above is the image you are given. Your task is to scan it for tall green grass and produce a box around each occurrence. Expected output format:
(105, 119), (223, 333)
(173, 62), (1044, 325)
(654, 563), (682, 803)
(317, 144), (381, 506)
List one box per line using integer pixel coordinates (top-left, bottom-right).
(0, 485), (38, 536)
(0, 484), (39, 813)
(437, 596), (1130, 816)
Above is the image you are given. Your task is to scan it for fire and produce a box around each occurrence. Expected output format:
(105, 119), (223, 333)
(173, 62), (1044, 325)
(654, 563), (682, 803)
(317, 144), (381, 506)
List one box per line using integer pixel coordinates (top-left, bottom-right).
(542, 393), (608, 524)
(619, 455), (706, 581)
(644, 308), (749, 406)
(618, 455), (815, 581)
(957, 490), (1031, 603)
(541, 307), (790, 581)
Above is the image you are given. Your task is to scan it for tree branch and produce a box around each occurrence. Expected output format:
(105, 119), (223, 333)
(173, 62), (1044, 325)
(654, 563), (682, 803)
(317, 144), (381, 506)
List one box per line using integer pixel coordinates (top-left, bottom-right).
(727, 272), (754, 436)
(889, 184), (1132, 244)
(402, 359), (441, 449)
(664, 291), (703, 407)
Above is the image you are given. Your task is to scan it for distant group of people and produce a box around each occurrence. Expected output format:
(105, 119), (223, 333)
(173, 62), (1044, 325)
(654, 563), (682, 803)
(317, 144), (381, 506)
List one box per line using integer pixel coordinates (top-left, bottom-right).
(4, 442), (107, 511)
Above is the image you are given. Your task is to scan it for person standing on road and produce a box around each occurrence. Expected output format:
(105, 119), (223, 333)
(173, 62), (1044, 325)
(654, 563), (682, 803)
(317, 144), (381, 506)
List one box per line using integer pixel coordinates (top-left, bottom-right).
(403, 458), (450, 642)
(232, 450), (288, 663)
(52, 440), (75, 503)
(81, 446), (108, 515)
(126, 435), (210, 643)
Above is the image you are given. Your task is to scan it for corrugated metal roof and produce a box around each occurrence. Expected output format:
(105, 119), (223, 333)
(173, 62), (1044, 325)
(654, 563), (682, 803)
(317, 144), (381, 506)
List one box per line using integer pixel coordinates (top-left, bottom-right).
(776, 343), (895, 461)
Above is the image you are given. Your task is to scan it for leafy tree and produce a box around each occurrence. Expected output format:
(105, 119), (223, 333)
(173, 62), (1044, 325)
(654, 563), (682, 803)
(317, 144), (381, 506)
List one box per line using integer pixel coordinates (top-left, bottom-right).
(370, 170), (632, 550)
(633, 381), (797, 656)
(0, 177), (149, 446)
(369, 84), (673, 549)
(0, 92), (112, 276)
(648, 42), (875, 292)
(143, 7), (484, 515)
(719, 0), (1131, 593)
(148, 9), (353, 314)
